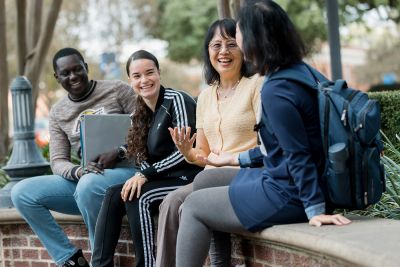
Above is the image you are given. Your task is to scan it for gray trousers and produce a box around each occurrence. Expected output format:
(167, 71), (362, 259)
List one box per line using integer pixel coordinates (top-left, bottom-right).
(176, 168), (248, 267)
(156, 168), (239, 267)
(156, 183), (192, 267)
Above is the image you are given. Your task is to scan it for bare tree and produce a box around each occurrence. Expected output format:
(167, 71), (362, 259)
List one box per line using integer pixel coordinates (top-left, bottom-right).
(217, 0), (243, 19)
(0, 0), (63, 162)
(217, 0), (231, 18)
(0, 0), (9, 163)
(17, 0), (62, 111)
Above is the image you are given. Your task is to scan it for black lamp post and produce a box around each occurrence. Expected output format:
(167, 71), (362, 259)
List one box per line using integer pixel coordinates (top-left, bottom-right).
(0, 76), (50, 208)
(326, 0), (343, 80)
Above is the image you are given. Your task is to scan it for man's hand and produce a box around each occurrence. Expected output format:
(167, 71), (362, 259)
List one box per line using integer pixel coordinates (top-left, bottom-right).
(95, 148), (119, 170)
(80, 149), (119, 177)
(82, 161), (104, 175)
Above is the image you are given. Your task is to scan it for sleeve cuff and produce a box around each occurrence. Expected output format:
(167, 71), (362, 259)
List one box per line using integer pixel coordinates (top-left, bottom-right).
(305, 202), (326, 220)
(71, 166), (82, 181)
(238, 151), (252, 167)
(140, 165), (156, 179)
(117, 145), (128, 161)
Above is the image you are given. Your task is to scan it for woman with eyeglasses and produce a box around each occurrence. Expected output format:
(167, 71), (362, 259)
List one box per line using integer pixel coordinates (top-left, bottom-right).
(175, 1), (351, 266)
(156, 18), (263, 267)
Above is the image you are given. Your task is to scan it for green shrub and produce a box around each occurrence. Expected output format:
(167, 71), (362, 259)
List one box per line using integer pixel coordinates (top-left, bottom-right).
(369, 91), (400, 141)
(343, 131), (400, 220)
(369, 83), (400, 93)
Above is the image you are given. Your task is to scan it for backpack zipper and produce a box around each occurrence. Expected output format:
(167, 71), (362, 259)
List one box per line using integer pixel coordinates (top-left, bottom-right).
(354, 100), (376, 133)
(341, 109), (347, 126)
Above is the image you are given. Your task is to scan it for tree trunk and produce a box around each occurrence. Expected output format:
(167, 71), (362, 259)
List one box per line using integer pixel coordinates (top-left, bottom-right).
(27, 0), (42, 54)
(0, 0), (10, 163)
(217, 0), (231, 18)
(24, 0), (63, 114)
(231, 0), (241, 19)
(217, 0), (247, 19)
(16, 0), (27, 75)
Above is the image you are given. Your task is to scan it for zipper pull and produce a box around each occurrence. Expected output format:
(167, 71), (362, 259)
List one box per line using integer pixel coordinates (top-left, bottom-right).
(354, 123), (363, 132)
(341, 109), (347, 126)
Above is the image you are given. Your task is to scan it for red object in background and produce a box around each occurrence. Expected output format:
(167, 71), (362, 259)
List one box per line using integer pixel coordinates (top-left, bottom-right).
(35, 118), (50, 148)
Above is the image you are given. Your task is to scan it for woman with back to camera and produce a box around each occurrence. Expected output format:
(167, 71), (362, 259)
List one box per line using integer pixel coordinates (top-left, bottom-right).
(175, 1), (351, 266)
(90, 50), (203, 267)
(156, 18), (263, 267)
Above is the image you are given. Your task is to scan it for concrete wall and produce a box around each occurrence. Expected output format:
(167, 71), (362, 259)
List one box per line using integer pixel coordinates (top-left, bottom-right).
(1, 209), (400, 267)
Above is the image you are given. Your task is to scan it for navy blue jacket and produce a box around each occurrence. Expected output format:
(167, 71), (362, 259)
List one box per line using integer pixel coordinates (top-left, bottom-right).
(230, 66), (326, 231)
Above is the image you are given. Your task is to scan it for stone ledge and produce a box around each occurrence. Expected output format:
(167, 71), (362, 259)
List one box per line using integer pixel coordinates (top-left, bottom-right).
(0, 208), (83, 225)
(1, 208), (399, 267)
(241, 215), (400, 267)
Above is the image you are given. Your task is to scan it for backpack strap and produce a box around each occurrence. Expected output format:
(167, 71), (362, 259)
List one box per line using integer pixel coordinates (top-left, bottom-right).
(269, 62), (330, 90)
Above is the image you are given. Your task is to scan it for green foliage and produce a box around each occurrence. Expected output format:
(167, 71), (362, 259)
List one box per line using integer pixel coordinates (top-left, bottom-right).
(131, 0), (400, 62)
(41, 144), (50, 161)
(0, 150), (10, 188)
(369, 91), (400, 141)
(344, 132), (400, 219)
(0, 168), (9, 189)
(133, 0), (218, 62)
(277, 0), (327, 52)
(340, 0), (400, 24)
(369, 84), (400, 93)
(158, 0), (218, 62)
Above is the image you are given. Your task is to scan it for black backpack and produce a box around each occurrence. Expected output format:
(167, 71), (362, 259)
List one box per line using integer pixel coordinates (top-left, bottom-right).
(269, 63), (385, 210)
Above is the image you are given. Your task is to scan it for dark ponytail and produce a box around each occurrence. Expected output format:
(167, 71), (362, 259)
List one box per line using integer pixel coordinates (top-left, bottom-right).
(127, 96), (152, 164)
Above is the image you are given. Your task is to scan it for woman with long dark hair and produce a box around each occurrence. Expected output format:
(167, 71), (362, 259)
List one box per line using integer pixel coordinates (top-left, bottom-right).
(91, 50), (203, 267)
(175, 1), (351, 266)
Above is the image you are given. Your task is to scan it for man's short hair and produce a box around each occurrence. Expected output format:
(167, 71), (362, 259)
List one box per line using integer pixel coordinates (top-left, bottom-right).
(53, 48), (85, 72)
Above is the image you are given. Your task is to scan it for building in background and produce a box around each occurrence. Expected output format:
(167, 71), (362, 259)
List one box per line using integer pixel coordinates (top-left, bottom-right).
(309, 42), (368, 91)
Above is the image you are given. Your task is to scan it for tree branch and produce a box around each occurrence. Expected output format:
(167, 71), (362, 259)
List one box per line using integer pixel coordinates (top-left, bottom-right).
(27, 0), (43, 53)
(16, 0), (27, 75)
(24, 0), (63, 114)
(217, 0), (231, 18)
(231, 0), (241, 19)
(0, 0), (10, 161)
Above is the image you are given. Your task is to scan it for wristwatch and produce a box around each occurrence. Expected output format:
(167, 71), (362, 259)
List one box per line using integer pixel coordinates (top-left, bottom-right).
(117, 145), (127, 161)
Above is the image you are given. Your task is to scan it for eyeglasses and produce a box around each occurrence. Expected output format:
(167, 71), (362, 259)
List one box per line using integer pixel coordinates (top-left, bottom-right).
(208, 41), (239, 52)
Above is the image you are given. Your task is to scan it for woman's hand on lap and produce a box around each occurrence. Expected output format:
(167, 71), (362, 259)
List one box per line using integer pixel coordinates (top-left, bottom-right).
(121, 173), (148, 201)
